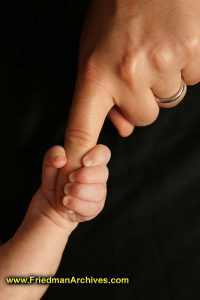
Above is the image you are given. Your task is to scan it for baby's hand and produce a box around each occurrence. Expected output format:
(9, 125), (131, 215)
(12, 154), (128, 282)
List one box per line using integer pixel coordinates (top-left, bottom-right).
(30, 144), (111, 233)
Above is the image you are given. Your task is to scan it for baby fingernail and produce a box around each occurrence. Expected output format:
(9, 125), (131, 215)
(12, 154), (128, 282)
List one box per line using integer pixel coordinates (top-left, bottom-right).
(83, 158), (93, 167)
(65, 209), (74, 214)
(64, 183), (71, 195)
(63, 196), (69, 206)
(62, 196), (74, 214)
(69, 172), (76, 183)
(52, 155), (62, 163)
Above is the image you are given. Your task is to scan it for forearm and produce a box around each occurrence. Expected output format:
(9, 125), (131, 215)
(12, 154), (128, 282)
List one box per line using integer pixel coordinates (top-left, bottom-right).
(0, 205), (70, 300)
(0, 141), (109, 299)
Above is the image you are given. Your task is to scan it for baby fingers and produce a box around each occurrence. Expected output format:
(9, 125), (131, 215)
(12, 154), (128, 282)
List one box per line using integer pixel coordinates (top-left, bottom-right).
(62, 182), (107, 221)
(69, 165), (109, 184)
(62, 196), (105, 219)
(63, 182), (106, 202)
(59, 144), (111, 222)
(82, 144), (111, 167)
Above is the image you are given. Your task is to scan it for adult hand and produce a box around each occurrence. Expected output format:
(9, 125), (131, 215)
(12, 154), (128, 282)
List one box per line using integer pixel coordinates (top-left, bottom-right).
(56, 0), (200, 216)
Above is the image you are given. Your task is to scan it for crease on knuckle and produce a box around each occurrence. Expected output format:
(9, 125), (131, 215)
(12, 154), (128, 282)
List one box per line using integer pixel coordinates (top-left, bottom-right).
(78, 54), (111, 94)
(82, 56), (99, 79)
(80, 55), (106, 88)
(67, 128), (93, 148)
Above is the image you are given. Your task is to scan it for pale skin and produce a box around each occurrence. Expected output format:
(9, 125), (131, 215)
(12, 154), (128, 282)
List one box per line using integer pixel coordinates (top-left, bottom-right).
(0, 144), (111, 300)
(56, 0), (200, 222)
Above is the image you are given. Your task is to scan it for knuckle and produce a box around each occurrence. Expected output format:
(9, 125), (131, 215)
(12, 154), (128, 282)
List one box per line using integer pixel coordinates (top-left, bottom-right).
(78, 54), (110, 95)
(75, 201), (103, 218)
(85, 202), (102, 217)
(81, 55), (100, 79)
(104, 167), (109, 181)
(150, 45), (174, 73)
(80, 54), (106, 86)
(76, 202), (105, 221)
(97, 183), (106, 198)
(183, 33), (200, 58)
(118, 53), (137, 87)
(67, 128), (93, 148)
(135, 108), (159, 127)
(145, 111), (159, 126)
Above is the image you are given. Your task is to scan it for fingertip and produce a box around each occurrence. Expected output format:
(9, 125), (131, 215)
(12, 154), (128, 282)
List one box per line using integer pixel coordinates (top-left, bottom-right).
(117, 123), (134, 137)
(104, 145), (111, 163)
(51, 155), (67, 168)
(82, 144), (111, 167)
(108, 106), (134, 137)
(68, 172), (76, 183)
(82, 158), (93, 167)
(48, 146), (67, 168)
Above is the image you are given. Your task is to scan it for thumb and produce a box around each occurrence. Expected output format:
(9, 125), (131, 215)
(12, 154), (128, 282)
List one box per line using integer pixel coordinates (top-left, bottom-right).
(56, 73), (114, 211)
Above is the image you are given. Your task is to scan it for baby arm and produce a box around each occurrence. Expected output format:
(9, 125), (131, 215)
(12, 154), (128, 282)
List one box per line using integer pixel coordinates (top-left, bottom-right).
(0, 144), (111, 300)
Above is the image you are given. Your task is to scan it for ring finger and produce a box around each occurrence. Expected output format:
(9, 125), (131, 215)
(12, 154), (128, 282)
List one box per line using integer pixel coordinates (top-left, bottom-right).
(151, 72), (187, 108)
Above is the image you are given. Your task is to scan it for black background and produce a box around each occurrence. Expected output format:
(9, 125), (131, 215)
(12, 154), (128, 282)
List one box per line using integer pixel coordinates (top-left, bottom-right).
(1, 1), (200, 299)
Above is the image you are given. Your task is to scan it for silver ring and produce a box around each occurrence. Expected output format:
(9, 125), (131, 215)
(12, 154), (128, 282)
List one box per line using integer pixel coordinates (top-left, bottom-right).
(156, 78), (187, 104)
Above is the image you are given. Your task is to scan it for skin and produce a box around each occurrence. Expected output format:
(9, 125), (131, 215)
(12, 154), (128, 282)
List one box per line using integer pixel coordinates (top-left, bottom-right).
(0, 144), (110, 300)
(1, 1), (200, 298)
(56, 0), (200, 222)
